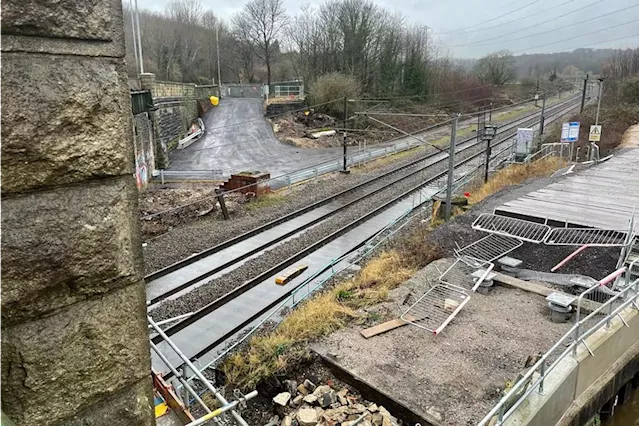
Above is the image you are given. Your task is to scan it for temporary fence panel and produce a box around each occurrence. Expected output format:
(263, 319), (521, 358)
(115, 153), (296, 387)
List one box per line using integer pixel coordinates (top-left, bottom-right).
(545, 227), (629, 246)
(439, 257), (495, 292)
(401, 283), (471, 335)
(455, 233), (523, 263)
(472, 213), (551, 243)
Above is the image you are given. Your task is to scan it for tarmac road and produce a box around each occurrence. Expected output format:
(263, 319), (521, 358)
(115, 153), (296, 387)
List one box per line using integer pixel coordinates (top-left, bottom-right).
(168, 98), (343, 176)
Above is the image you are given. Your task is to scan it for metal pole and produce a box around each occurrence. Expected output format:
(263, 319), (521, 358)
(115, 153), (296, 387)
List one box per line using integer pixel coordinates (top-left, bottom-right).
(148, 316), (250, 426)
(538, 94), (546, 149)
(484, 137), (491, 183)
(535, 79), (539, 106)
(595, 79), (604, 126)
(216, 25), (222, 95)
(342, 97), (349, 173)
(129, 0), (139, 75)
(580, 75), (588, 113)
(149, 341), (211, 414)
(445, 114), (458, 220)
(133, 0), (144, 73)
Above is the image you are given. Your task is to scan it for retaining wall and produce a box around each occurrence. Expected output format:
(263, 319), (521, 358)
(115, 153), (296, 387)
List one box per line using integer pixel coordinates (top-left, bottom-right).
(136, 73), (218, 171)
(505, 307), (639, 426)
(1, 0), (154, 424)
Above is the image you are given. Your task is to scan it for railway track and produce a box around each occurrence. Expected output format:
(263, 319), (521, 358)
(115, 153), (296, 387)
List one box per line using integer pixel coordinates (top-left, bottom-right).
(150, 96), (582, 375)
(147, 96), (578, 303)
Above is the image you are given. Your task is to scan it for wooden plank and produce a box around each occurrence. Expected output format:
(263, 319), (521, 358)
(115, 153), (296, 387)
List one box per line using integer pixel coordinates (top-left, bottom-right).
(493, 273), (601, 313)
(360, 315), (416, 338)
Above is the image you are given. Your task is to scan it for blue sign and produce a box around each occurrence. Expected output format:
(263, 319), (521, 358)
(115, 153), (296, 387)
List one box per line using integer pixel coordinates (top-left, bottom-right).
(561, 122), (580, 143)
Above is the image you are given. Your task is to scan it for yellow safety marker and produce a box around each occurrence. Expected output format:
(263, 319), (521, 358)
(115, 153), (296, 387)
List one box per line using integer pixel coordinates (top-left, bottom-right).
(154, 402), (169, 418)
(210, 95), (219, 106)
(275, 265), (309, 285)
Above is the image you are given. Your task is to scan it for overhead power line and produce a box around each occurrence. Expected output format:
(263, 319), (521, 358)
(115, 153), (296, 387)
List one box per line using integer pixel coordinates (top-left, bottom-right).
(435, 0), (544, 35)
(448, 0), (612, 47)
(435, 0), (576, 34)
(512, 19), (639, 54)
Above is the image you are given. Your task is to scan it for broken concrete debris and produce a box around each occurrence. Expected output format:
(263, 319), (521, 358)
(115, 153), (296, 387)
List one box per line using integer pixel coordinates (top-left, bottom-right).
(273, 392), (292, 407)
(272, 381), (400, 426)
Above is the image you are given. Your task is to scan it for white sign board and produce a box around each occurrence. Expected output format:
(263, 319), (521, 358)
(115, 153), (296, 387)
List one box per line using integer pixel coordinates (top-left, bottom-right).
(561, 122), (580, 143)
(516, 128), (534, 156)
(589, 125), (602, 142)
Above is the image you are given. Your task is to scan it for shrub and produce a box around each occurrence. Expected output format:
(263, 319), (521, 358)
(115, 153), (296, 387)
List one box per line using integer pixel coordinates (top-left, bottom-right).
(620, 77), (639, 104)
(308, 73), (362, 116)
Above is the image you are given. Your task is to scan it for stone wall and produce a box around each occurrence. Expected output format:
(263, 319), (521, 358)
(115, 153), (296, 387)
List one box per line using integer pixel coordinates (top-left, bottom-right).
(138, 73), (218, 168)
(133, 112), (155, 190)
(1, 0), (154, 425)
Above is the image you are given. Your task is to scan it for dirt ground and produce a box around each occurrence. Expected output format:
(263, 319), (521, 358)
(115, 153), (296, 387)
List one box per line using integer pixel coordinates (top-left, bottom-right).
(619, 124), (639, 148)
(308, 164), (625, 425)
(139, 183), (222, 240)
(313, 258), (574, 425)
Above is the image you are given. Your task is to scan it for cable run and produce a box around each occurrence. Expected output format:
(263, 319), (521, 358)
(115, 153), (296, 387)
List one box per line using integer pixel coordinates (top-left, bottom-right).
(435, 0), (576, 34)
(352, 84), (493, 101)
(434, 0), (544, 35)
(513, 19), (639, 53)
(447, 0), (614, 47)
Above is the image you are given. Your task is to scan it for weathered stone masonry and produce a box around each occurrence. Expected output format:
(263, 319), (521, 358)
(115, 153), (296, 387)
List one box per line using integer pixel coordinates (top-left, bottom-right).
(1, 0), (154, 425)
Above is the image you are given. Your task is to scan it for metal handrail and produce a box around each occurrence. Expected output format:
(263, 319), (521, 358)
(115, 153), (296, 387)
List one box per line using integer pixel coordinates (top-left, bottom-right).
(477, 278), (639, 426)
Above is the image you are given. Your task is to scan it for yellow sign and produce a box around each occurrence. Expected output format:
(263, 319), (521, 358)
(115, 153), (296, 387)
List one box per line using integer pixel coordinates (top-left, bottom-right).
(589, 125), (602, 142)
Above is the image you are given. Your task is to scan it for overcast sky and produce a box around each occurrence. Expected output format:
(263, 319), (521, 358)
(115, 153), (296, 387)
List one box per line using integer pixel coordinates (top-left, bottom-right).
(134, 0), (640, 58)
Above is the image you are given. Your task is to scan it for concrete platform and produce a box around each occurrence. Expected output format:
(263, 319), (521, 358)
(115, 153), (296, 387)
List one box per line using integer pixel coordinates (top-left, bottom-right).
(311, 258), (578, 425)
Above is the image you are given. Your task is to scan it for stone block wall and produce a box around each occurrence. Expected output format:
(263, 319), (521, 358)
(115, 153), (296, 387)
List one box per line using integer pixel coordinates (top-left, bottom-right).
(133, 112), (155, 189)
(1, 0), (154, 424)
(139, 73), (218, 168)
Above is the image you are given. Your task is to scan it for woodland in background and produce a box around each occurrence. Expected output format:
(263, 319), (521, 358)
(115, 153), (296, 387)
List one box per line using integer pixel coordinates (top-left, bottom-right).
(124, 0), (638, 100)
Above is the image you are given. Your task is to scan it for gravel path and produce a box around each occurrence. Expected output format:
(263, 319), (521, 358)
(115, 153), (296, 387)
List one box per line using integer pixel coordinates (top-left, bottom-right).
(313, 258), (576, 425)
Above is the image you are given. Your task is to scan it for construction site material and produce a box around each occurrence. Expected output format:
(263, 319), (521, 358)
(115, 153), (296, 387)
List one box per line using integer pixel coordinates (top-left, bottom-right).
(455, 233), (523, 262)
(359, 315), (417, 338)
(472, 213), (551, 243)
(275, 265), (309, 285)
(492, 272), (601, 313)
(495, 148), (639, 232)
(551, 244), (590, 271)
(178, 118), (205, 150)
(545, 227), (629, 246)
(546, 292), (576, 323)
(438, 257), (494, 292)
(400, 283), (471, 334)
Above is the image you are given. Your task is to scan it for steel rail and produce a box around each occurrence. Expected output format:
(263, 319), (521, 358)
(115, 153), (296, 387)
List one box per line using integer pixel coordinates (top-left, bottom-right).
(150, 96), (581, 346)
(158, 97), (583, 380)
(146, 95), (579, 288)
(147, 96), (580, 309)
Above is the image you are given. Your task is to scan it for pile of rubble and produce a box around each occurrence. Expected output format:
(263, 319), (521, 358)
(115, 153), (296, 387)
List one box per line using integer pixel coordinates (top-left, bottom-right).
(270, 379), (399, 426)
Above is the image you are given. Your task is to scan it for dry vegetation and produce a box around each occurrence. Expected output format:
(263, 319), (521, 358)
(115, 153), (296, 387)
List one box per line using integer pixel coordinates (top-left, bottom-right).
(220, 156), (568, 390)
(222, 246), (440, 389)
(468, 156), (565, 203)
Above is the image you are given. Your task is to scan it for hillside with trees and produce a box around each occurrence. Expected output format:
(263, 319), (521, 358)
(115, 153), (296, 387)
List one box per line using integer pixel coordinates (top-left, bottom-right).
(124, 0), (637, 102)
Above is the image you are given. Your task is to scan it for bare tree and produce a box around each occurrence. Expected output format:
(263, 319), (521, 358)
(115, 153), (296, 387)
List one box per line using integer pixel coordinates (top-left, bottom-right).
(474, 50), (516, 86)
(233, 0), (288, 86)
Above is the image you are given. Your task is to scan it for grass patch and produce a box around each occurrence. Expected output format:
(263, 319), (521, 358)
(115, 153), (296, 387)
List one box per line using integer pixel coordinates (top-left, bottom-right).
(352, 145), (422, 173)
(467, 156), (565, 204)
(221, 246), (441, 389)
(245, 192), (287, 211)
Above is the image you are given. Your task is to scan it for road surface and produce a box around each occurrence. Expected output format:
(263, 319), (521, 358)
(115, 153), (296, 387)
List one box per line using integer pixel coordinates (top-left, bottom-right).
(168, 98), (343, 176)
